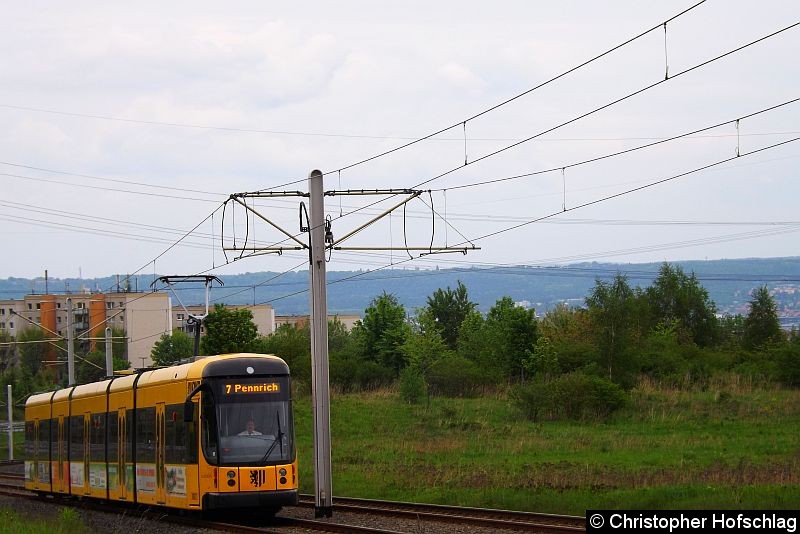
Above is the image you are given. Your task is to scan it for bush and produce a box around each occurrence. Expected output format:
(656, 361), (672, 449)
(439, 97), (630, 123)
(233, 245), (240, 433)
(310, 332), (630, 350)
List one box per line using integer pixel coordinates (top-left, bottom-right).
(732, 350), (779, 384)
(512, 372), (627, 421)
(331, 357), (395, 393)
(772, 342), (800, 387)
(399, 367), (426, 404)
(426, 356), (487, 397)
(552, 340), (601, 375)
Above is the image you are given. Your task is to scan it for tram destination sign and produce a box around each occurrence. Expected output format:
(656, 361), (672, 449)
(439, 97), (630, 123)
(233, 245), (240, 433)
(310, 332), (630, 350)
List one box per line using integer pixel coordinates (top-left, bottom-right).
(224, 382), (280, 394)
(214, 376), (290, 402)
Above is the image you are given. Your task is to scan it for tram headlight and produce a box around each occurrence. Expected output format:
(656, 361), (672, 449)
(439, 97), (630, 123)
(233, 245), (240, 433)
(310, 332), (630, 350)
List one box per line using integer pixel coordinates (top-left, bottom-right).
(227, 470), (236, 479)
(279, 468), (287, 477)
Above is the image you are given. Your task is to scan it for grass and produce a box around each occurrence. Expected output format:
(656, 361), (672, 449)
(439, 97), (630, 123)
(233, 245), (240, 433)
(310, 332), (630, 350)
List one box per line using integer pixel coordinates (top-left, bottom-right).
(0, 431), (23, 461)
(0, 507), (85, 534)
(292, 383), (800, 514)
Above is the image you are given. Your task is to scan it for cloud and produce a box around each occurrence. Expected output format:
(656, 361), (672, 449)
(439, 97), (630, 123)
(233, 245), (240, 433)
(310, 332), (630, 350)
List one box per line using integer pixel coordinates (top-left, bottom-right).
(438, 62), (487, 94)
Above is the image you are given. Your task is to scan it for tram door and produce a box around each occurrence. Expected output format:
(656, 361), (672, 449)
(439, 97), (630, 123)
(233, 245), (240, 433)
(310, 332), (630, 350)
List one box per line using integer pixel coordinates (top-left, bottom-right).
(155, 403), (166, 504)
(117, 408), (128, 500)
(55, 416), (67, 493)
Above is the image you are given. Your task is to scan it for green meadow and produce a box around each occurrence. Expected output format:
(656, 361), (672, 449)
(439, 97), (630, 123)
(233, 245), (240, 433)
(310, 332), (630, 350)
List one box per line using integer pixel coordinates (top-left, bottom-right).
(293, 383), (800, 515)
(0, 507), (85, 534)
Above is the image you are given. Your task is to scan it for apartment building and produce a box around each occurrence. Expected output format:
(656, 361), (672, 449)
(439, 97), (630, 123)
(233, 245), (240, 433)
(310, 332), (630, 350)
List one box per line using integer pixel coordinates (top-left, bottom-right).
(172, 304), (275, 338)
(0, 291), (358, 371)
(0, 290), (170, 370)
(275, 314), (360, 331)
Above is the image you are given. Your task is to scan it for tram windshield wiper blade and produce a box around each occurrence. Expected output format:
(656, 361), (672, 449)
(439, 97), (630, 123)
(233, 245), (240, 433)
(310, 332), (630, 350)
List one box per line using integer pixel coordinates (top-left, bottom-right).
(258, 410), (285, 463)
(276, 409), (284, 457)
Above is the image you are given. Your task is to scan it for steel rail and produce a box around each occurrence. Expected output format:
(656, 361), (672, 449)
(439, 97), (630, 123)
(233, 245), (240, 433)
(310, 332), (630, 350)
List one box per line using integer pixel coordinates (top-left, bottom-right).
(0, 473), (585, 532)
(297, 494), (586, 532)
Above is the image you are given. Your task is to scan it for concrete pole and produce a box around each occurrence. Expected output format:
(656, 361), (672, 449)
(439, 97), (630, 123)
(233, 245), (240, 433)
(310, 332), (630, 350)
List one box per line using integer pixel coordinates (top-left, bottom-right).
(6, 385), (12, 461)
(105, 327), (113, 377)
(308, 169), (333, 518)
(67, 298), (75, 386)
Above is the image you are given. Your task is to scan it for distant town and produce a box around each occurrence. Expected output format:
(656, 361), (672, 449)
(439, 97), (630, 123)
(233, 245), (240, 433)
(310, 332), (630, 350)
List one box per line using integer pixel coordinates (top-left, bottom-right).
(1, 257), (799, 368)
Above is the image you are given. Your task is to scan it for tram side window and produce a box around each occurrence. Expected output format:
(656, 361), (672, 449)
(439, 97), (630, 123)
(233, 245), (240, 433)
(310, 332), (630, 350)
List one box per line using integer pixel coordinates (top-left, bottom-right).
(135, 407), (155, 463)
(69, 416), (83, 461)
(24, 421), (35, 460)
(200, 394), (218, 465)
(165, 405), (180, 464)
(38, 419), (50, 463)
(127, 411), (134, 463)
(107, 412), (118, 464)
(50, 418), (58, 458)
(161, 402), (198, 465)
(90, 413), (104, 462)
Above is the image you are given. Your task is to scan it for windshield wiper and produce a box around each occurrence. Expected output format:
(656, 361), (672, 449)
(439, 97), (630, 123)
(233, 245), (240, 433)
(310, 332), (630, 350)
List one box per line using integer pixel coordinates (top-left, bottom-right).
(276, 409), (284, 457)
(259, 410), (285, 463)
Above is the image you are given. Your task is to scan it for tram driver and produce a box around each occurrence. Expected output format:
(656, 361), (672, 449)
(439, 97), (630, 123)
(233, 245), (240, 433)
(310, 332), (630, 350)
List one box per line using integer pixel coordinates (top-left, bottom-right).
(238, 419), (262, 436)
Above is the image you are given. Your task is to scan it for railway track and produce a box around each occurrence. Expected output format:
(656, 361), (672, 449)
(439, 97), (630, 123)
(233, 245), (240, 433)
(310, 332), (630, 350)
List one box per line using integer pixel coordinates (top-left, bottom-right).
(294, 494), (585, 533)
(0, 472), (585, 532)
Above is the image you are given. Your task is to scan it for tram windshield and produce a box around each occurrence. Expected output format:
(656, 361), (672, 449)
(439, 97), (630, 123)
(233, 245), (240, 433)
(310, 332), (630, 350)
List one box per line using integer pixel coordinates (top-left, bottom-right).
(204, 376), (294, 465)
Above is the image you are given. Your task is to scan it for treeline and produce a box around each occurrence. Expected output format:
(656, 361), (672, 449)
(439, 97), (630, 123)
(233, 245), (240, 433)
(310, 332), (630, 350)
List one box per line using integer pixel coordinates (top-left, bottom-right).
(152, 263), (800, 420)
(0, 326), (128, 410)
(7, 262), (798, 421)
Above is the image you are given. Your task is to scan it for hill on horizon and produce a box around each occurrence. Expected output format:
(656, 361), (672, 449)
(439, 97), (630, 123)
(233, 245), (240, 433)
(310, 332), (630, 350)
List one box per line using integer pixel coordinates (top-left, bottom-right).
(2, 256), (799, 319)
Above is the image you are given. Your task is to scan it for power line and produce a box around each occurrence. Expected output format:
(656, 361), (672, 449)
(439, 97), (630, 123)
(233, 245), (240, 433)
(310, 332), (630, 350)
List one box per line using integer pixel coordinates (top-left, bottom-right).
(459, 137), (800, 247)
(306, 21), (800, 254)
(0, 2), (708, 155)
(411, 21), (800, 191)
(0, 161), (226, 197)
(0, 213), (214, 250)
(326, 0), (709, 175)
(0, 199), (295, 248)
(211, 260), (308, 304)
(35, 7), (793, 312)
(1, 171), (222, 204)
(433, 98), (800, 192)
(243, 136), (800, 309)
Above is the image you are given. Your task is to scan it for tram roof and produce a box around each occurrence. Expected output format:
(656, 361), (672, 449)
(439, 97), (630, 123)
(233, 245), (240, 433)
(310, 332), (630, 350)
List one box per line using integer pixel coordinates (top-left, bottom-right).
(72, 379), (113, 400)
(25, 353), (289, 405)
(26, 390), (56, 408)
(135, 353), (289, 387)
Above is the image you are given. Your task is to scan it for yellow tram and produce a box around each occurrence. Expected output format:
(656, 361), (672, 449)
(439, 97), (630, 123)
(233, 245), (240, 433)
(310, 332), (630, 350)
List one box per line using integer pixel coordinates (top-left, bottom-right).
(24, 353), (298, 512)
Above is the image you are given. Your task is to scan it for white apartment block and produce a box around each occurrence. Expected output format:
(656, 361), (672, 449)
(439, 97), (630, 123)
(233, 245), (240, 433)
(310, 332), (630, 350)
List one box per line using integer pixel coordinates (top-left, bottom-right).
(0, 290), (360, 372)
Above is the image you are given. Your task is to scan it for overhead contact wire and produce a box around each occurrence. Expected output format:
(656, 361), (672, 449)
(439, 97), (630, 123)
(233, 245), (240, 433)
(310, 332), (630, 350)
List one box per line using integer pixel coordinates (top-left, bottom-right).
(324, 0), (708, 176)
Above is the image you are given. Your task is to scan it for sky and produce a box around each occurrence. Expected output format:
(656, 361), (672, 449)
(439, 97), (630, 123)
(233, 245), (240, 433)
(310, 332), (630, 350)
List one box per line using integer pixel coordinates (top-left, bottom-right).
(1, 1), (798, 283)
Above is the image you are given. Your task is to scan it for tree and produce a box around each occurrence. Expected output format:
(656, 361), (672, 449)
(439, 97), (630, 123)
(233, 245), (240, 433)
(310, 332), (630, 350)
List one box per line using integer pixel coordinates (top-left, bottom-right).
(0, 330), (15, 374)
(96, 326), (128, 362)
(401, 313), (452, 402)
(201, 304), (259, 356)
(523, 335), (559, 382)
(327, 317), (352, 356)
(539, 304), (593, 345)
(17, 328), (49, 377)
(352, 292), (410, 375)
(483, 297), (538, 383)
(456, 310), (488, 362)
(151, 330), (194, 366)
(423, 281), (476, 350)
(718, 314), (745, 348)
(77, 350), (128, 384)
(742, 286), (782, 349)
(586, 274), (637, 383)
(645, 263), (718, 346)
(254, 323), (312, 385)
